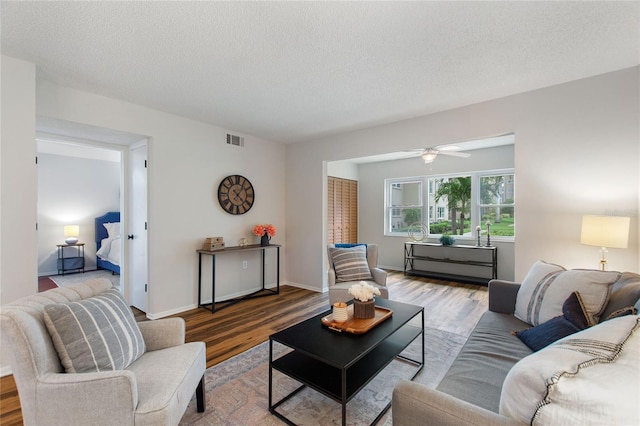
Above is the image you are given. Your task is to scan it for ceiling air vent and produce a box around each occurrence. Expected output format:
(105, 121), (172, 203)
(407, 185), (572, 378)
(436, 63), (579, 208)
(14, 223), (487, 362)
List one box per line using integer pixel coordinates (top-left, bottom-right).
(226, 133), (245, 147)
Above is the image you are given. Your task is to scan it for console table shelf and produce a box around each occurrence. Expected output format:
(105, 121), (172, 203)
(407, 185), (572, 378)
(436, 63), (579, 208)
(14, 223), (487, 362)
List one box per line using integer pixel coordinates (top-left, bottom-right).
(404, 242), (497, 285)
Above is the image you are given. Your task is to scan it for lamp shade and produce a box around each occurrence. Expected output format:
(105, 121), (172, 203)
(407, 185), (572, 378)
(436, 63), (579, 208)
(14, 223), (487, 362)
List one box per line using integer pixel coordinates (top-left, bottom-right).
(64, 225), (79, 244)
(580, 215), (630, 249)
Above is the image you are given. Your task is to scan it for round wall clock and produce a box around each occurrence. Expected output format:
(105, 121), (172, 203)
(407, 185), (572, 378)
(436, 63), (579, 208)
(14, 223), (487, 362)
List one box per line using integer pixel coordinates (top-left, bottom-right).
(217, 175), (254, 215)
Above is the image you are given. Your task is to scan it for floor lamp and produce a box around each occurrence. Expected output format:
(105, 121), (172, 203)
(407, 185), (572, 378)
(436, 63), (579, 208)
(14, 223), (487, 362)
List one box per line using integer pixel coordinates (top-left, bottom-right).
(580, 215), (630, 271)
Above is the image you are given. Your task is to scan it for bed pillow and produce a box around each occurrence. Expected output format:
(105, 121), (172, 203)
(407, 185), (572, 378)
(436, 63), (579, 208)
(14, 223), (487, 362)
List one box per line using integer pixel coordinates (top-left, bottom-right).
(103, 222), (121, 238)
(515, 292), (591, 351)
(328, 245), (373, 282)
(514, 260), (619, 326)
(500, 315), (640, 426)
(44, 289), (145, 373)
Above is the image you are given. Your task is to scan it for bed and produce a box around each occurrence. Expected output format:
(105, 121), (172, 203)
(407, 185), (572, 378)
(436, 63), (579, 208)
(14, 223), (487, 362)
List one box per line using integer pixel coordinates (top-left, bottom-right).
(95, 211), (121, 275)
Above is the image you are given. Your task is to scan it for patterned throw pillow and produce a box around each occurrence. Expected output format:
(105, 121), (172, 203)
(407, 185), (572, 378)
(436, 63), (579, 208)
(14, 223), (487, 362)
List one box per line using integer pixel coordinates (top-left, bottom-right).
(515, 292), (591, 351)
(44, 289), (146, 373)
(500, 315), (640, 426)
(329, 245), (373, 282)
(514, 260), (619, 326)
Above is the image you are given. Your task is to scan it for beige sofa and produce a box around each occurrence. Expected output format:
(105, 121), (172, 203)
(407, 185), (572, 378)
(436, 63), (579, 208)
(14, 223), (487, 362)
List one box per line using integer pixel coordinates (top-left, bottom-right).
(0, 278), (206, 425)
(393, 270), (640, 425)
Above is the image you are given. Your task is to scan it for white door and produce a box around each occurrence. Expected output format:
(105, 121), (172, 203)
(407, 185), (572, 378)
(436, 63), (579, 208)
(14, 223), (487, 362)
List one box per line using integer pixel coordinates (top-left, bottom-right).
(129, 143), (148, 311)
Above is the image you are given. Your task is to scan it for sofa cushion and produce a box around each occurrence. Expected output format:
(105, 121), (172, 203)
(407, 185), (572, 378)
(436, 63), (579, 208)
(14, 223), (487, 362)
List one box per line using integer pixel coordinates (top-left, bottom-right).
(128, 341), (206, 425)
(515, 292), (590, 352)
(514, 260), (619, 326)
(44, 288), (146, 373)
(436, 311), (532, 413)
(599, 272), (640, 321)
(328, 245), (373, 282)
(499, 315), (640, 425)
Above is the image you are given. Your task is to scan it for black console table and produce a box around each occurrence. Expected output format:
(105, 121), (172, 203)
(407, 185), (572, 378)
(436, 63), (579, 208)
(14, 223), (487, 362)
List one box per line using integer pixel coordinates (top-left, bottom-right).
(197, 244), (280, 314)
(404, 242), (497, 285)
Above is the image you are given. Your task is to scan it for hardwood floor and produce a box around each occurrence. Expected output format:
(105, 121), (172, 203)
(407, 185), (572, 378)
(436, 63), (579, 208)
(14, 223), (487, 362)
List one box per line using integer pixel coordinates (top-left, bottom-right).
(0, 271), (487, 425)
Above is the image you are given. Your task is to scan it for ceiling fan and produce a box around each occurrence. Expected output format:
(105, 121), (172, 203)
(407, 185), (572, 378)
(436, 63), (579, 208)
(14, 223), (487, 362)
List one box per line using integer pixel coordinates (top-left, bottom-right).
(419, 146), (471, 163)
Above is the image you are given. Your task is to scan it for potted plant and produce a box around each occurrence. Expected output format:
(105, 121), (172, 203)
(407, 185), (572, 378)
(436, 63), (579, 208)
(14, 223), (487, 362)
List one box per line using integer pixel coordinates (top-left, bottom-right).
(439, 234), (455, 246)
(348, 282), (381, 319)
(253, 224), (276, 246)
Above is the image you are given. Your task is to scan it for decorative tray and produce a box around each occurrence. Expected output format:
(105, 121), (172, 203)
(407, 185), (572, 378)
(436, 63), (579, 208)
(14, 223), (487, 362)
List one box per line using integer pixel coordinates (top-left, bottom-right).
(321, 305), (393, 334)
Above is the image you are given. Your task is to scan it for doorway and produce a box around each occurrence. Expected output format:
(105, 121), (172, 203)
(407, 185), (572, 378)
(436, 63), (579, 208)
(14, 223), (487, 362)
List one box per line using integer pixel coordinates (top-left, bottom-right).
(35, 119), (150, 312)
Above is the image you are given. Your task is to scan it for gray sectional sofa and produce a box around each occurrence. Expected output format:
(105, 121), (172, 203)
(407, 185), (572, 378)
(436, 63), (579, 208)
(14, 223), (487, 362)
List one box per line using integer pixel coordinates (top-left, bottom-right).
(393, 269), (640, 425)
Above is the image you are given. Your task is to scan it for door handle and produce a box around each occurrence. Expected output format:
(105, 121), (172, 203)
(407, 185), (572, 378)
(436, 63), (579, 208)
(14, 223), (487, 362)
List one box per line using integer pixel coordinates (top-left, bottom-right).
(128, 234), (135, 240)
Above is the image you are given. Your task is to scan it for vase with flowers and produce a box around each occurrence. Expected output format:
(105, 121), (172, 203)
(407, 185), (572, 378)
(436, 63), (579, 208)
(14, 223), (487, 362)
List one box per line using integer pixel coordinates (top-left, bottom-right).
(348, 281), (381, 319)
(253, 224), (276, 246)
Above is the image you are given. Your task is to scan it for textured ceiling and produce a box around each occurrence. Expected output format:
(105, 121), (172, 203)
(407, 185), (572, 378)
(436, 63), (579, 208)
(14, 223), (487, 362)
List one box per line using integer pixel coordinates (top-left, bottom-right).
(2, 1), (639, 143)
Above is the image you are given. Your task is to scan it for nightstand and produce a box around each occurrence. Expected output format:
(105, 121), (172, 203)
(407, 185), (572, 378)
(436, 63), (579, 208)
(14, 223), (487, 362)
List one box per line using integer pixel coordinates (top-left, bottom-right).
(57, 243), (85, 275)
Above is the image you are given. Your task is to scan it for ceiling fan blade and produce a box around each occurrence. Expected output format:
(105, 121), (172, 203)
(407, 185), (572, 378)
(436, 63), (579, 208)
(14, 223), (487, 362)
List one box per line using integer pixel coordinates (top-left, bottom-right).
(439, 151), (471, 158)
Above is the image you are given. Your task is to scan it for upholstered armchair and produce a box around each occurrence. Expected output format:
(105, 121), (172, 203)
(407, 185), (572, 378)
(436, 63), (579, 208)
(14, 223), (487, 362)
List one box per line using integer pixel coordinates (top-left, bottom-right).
(327, 244), (389, 305)
(0, 278), (205, 426)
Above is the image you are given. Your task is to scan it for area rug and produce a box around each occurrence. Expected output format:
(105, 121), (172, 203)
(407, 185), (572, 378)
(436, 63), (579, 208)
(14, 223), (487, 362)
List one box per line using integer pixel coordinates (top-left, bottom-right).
(180, 326), (468, 425)
(49, 270), (121, 289)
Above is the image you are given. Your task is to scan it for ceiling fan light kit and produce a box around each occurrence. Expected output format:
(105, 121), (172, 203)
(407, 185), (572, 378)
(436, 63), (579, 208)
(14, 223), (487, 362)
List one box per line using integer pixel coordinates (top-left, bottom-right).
(421, 146), (471, 164)
(422, 149), (438, 163)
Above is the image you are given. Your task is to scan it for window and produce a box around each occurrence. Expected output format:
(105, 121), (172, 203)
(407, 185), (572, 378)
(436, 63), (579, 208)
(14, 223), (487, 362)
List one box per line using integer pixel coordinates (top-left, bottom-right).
(385, 178), (423, 233)
(479, 173), (515, 237)
(428, 175), (471, 235)
(385, 170), (515, 240)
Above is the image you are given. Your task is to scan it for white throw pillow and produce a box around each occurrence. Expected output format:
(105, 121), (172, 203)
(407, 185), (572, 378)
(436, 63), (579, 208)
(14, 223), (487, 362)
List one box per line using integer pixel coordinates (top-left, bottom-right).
(499, 315), (640, 425)
(515, 260), (619, 326)
(103, 222), (121, 238)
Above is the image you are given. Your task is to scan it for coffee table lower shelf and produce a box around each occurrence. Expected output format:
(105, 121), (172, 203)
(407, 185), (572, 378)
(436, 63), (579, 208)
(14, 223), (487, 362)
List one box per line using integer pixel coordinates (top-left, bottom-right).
(269, 325), (423, 425)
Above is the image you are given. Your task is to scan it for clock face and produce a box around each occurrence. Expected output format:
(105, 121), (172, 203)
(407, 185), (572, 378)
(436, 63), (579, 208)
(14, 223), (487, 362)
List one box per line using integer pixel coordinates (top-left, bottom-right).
(217, 175), (254, 215)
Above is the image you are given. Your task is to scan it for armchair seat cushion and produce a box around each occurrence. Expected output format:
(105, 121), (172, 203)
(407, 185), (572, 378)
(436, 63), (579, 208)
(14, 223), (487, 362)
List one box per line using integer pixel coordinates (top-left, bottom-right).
(128, 341), (206, 425)
(328, 281), (389, 306)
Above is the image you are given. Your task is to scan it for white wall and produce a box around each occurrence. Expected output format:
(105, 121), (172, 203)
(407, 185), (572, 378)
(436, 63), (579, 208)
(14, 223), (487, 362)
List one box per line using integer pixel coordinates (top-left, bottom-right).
(0, 60), (284, 325)
(0, 56), (37, 376)
(358, 145), (516, 280)
(1, 56), (37, 303)
(37, 153), (120, 275)
(327, 161), (359, 181)
(34, 79), (287, 317)
(287, 67), (639, 292)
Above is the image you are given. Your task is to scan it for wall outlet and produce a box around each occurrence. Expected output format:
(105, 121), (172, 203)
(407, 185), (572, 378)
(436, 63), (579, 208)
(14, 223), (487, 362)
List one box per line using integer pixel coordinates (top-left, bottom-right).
(242, 260), (248, 270)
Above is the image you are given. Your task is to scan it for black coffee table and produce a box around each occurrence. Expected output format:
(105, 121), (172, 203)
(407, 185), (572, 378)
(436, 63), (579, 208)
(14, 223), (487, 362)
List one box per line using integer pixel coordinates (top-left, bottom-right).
(268, 298), (424, 426)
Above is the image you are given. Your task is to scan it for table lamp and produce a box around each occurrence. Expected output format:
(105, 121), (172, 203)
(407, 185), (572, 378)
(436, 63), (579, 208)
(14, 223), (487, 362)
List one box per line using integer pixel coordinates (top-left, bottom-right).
(64, 225), (79, 244)
(580, 215), (630, 271)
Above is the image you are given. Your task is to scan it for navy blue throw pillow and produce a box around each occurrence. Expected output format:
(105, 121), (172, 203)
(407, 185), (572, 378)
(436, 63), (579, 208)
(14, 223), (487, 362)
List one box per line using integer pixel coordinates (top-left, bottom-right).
(515, 291), (590, 352)
(334, 243), (367, 248)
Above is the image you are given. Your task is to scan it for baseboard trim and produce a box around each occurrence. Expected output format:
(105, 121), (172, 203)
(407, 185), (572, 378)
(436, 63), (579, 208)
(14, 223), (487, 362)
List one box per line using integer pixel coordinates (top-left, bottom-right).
(285, 281), (324, 293)
(378, 265), (402, 272)
(147, 282), (289, 319)
(1, 365), (12, 377)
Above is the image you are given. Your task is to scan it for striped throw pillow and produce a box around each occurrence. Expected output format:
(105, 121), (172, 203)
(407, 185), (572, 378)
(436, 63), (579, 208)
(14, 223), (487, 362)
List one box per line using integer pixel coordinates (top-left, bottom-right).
(329, 245), (373, 282)
(44, 289), (146, 373)
(514, 260), (619, 326)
